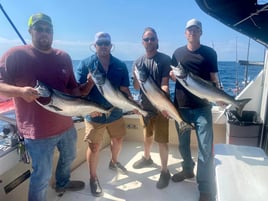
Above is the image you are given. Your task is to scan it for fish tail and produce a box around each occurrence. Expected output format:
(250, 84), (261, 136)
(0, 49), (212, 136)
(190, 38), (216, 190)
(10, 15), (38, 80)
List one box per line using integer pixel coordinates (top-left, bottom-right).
(104, 107), (115, 117)
(235, 98), (251, 116)
(178, 120), (193, 136)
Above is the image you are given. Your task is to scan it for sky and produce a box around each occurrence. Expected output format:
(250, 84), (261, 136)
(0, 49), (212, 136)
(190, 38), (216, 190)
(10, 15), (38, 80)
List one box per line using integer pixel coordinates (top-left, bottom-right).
(0, 0), (267, 62)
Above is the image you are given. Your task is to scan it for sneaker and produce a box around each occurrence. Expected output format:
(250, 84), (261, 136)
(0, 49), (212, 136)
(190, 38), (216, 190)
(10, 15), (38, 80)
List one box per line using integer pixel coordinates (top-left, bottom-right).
(132, 156), (154, 169)
(109, 160), (128, 174)
(171, 170), (195, 182)
(90, 178), (103, 197)
(199, 192), (213, 201)
(55, 180), (85, 193)
(156, 170), (171, 189)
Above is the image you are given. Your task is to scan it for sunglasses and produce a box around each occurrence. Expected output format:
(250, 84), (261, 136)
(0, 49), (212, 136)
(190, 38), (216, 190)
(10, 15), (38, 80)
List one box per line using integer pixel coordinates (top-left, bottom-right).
(143, 37), (156, 42)
(33, 26), (53, 34)
(186, 27), (201, 33)
(96, 41), (111, 46)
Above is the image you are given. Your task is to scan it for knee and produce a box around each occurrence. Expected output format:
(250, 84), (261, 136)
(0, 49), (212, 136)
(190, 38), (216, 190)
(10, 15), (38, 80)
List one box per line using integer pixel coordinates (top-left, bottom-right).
(88, 143), (100, 153)
(112, 137), (123, 144)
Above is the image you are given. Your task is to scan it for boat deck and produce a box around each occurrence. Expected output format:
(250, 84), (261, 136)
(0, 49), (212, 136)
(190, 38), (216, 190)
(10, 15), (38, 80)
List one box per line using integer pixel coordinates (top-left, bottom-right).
(47, 141), (199, 201)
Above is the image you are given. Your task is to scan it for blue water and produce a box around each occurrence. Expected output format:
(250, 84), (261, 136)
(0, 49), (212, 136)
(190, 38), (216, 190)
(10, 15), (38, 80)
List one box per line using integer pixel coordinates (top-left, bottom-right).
(73, 60), (263, 98)
(217, 61), (262, 96)
(0, 60), (262, 154)
(0, 60), (263, 128)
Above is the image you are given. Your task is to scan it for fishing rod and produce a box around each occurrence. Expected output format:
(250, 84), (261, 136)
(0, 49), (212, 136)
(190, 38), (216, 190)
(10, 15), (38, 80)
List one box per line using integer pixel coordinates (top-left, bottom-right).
(0, 3), (27, 45)
(0, 3), (30, 164)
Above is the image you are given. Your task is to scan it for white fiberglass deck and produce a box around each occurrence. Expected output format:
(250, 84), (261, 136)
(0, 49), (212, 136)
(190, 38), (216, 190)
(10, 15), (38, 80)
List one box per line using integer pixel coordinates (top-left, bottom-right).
(47, 141), (199, 201)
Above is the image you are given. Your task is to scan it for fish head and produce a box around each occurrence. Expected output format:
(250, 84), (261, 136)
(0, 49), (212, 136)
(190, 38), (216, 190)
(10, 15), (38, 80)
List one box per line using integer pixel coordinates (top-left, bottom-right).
(34, 81), (52, 105)
(35, 81), (51, 97)
(171, 64), (187, 79)
(91, 70), (106, 86)
(134, 64), (149, 82)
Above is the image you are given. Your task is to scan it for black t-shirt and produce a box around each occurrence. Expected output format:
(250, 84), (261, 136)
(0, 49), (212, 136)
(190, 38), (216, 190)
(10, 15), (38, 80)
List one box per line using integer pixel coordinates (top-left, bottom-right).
(133, 52), (171, 114)
(172, 45), (218, 108)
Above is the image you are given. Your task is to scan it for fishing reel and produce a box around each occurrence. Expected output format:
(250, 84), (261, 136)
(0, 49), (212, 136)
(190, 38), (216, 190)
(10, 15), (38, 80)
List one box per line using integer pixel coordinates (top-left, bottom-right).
(0, 123), (18, 147)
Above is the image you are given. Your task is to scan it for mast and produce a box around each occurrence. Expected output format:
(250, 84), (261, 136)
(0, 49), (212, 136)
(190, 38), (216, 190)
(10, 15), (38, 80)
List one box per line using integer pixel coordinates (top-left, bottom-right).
(244, 37), (250, 87)
(234, 37), (240, 96)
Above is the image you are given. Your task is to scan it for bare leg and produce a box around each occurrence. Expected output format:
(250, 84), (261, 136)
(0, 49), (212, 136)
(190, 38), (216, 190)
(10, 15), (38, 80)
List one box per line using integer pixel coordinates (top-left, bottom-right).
(87, 142), (100, 179)
(144, 135), (153, 159)
(110, 137), (123, 163)
(158, 142), (169, 172)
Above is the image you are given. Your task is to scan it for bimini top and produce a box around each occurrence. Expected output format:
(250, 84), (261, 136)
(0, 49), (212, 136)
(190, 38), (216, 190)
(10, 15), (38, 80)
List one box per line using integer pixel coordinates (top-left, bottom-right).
(195, 0), (268, 47)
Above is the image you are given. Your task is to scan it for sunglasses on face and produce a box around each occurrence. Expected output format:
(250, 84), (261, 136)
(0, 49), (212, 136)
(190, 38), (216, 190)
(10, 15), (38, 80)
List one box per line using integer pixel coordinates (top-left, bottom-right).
(33, 26), (53, 34)
(96, 41), (111, 46)
(143, 37), (156, 42)
(186, 27), (201, 33)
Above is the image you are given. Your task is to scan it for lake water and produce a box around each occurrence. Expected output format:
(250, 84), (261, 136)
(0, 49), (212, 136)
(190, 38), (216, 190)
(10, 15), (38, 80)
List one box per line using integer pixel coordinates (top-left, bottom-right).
(73, 60), (263, 98)
(0, 60), (262, 155)
(0, 60), (263, 128)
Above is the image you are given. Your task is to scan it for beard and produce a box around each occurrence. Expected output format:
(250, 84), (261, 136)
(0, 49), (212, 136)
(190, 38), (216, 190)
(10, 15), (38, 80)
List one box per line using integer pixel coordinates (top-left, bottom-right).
(98, 49), (110, 57)
(35, 37), (52, 51)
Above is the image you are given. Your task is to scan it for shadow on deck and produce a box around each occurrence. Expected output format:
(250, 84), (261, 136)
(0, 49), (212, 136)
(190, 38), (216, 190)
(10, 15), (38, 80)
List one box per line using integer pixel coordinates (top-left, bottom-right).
(47, 141), (199, 201)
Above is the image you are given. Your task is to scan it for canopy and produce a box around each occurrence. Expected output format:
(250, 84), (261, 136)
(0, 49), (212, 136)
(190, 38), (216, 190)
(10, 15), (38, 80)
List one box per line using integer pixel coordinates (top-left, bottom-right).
(195, 0), (268, 47)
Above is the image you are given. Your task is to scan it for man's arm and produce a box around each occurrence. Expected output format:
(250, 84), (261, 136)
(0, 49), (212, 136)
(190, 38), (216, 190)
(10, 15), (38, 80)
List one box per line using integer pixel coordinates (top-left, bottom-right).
(68, 74), (95, 97)
(210, 72), (222, 89)
(161, 76), (170, 96)
(0, 83), (39, 102)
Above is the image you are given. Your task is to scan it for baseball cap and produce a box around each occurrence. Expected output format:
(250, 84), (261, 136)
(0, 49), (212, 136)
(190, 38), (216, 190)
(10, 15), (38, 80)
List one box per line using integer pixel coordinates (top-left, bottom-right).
(94, 32), (111, 43)
(185, 18), (202, 30)
(28, 13), (53, 28)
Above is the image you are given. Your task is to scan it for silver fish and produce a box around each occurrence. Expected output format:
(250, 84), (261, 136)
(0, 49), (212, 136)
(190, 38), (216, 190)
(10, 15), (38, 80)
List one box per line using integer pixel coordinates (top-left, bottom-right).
(171, 65), (251, 116)
(91, 72), (148, 117)
(35, 81), (111, 117)
(134, 65), (183, 124)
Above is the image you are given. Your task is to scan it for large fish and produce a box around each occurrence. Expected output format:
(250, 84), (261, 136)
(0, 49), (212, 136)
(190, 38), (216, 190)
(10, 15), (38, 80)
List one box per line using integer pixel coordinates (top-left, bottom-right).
(35, 81), (111, 117)
(91, 71), (148, 117)
(171, 65), (251, 116)
(133, 65), (183, 124)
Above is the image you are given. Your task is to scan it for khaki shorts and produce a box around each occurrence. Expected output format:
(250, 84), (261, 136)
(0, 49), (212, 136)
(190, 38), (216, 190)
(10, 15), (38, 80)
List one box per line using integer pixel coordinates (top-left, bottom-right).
(84, 117), (126, 143)
(140, 113), (169, 143)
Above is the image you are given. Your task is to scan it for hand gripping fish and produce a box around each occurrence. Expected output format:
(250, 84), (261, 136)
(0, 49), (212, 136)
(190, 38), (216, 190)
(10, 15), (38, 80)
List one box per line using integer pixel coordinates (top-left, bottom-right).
(134, 65), (184, 125)
(35, 81), (111, 117)
(91, 71), (148, 117)
(171, 65), (251, 116)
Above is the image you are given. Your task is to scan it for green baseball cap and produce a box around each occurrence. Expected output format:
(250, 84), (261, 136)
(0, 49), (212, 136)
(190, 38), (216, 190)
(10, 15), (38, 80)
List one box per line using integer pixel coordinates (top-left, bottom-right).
(28, 13), (52, 28)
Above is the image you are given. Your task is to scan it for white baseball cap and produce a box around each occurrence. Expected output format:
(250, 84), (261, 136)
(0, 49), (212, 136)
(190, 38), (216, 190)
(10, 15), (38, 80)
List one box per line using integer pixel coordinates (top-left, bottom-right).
(185, 19), (202, 30)
(94, 32), (111, 43)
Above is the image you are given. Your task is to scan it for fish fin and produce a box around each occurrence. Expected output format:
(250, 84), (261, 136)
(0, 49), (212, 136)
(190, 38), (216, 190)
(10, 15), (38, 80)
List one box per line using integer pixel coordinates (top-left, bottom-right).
(48, 105), (63, 112)
(104, 107), (115, 118)
(177, 120), (194, 136)
(123, 109), (148, 117)
(183, 79), (188, 86)
(123, 111), (135, 115)
(98, 85), (105, 95)
(235, 98), (251, 117)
